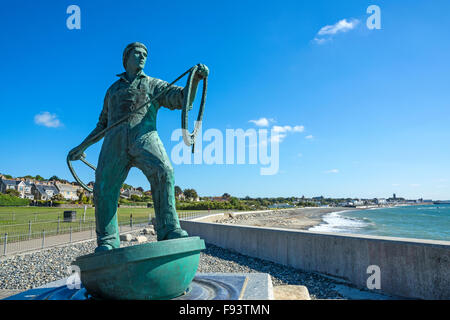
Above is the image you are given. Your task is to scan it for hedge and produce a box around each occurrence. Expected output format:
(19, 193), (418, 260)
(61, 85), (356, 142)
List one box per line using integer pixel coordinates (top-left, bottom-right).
(0, 194), (30, 206)
(176, 200), (251, 211)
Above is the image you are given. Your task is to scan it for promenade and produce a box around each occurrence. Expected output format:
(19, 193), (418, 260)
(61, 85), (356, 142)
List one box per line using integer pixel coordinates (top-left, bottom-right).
(1, 222), (146, 257)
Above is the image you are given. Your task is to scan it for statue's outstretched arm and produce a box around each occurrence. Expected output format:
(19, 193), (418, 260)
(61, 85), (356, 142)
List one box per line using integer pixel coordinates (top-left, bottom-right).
(158, 64), (209, 111)
(68, 91), (109, 160)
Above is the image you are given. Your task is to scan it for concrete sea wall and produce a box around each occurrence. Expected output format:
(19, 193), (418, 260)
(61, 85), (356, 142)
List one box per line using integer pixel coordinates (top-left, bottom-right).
(180, 219), (450, 299)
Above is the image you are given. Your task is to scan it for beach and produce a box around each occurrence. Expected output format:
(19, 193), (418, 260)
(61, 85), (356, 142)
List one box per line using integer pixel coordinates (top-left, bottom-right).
(217, 207), (356, 230)
(216, 204), (450, 242)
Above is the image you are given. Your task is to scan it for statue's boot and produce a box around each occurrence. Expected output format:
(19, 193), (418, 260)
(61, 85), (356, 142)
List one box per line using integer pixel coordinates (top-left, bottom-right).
(164, 228), (189, 240)
(94, 244), (114, 253)
(155, 217), (189, 241)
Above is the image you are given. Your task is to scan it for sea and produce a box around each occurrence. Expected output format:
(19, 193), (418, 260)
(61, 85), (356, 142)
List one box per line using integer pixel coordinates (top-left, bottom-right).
(309, 204), (450, 241)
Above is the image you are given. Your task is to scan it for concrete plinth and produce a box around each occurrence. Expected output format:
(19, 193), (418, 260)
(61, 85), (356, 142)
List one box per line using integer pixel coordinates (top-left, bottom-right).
(3, 273), (273, 300)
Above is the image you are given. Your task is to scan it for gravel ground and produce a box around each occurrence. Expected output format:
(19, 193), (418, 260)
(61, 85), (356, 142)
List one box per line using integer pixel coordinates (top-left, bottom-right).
(0, 228), (353, 300)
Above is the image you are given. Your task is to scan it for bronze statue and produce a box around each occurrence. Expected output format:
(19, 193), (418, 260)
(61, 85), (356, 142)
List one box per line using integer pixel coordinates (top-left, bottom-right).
(68, 42), (209, 252)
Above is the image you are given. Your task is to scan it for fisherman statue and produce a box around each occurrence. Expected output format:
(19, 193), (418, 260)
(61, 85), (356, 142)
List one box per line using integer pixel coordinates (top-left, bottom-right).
(68, 42), (209, 252)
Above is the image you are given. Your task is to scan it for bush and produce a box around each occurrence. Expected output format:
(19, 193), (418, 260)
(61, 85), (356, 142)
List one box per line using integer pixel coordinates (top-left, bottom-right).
(5, 189), (21, 197)
(175, 200), (252, 211)
(0, 194), (30, 206)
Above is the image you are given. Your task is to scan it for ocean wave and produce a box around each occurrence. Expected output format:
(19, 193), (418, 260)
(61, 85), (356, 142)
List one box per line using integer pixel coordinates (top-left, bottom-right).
(309, 212), (373, 233)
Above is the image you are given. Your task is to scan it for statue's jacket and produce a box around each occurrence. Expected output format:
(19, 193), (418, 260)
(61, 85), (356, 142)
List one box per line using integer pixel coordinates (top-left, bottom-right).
(86, 71), (184, 159)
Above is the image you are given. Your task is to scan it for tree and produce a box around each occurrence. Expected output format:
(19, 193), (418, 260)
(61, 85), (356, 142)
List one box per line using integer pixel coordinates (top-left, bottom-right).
(52, 193), (65, 201)
(222, 193), (231, 199)
(49, 175), (60, 181)
(229, 197), (240, 207)
(130, 194), (143, 202)
(77, 189), (84, 202)
(35, 175), (45, 181)
(183, 188), (198, 200)
(122, 183), (133, 190)
(5, 189), (20, 197)
(174, 186), (183, 197)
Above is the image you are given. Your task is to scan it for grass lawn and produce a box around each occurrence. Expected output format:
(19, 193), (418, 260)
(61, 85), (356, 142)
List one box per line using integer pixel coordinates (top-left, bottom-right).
(0, 206), (223, 242)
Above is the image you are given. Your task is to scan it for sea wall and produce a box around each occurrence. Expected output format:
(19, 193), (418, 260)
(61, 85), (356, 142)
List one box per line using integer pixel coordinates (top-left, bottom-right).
(180, 219), (450, 299)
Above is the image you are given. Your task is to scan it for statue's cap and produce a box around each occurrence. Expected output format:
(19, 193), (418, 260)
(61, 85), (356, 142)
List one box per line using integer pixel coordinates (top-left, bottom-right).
(122, 42), (148, 69)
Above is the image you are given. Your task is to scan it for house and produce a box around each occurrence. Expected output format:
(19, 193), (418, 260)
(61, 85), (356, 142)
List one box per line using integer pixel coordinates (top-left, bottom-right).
(176, 193), (185, 201)
(32, 182), (59, 201)
(120, 188), (143, 199)
(21, 180), (34, 199)
(268, 203), (295, 209)
(0, 178), (35, 199)
(55, 182), (79, 200)
(0, 178), (20, 193)
(203, 196), (227, 202)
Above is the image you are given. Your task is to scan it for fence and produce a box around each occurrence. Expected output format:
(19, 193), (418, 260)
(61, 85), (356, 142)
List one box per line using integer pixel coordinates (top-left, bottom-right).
(0, 210), (229, 256)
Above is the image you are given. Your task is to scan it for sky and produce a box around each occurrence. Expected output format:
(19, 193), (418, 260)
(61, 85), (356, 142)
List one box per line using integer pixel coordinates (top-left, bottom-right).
(1, 0), (450, 200)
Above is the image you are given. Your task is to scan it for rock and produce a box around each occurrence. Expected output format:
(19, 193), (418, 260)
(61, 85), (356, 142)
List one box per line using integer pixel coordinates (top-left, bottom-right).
(120, 234), (133, 241)
(142, 227), (155, 235)
(273, 285), (311, 300)
(133, 235), (147, 243)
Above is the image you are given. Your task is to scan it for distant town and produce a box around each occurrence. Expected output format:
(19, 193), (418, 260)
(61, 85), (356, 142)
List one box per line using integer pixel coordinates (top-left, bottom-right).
(0, 173), (445, 210)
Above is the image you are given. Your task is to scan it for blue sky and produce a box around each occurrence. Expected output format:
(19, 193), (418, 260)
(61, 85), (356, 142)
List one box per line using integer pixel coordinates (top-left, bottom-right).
(1, 0), (450, 199)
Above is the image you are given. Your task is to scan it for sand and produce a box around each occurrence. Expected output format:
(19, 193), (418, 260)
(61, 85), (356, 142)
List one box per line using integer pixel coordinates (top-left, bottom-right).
(219, 207), (356, 230)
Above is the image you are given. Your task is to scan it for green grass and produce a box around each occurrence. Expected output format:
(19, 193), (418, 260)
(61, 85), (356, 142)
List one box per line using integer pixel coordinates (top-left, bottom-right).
(0, 206), (153, 224)
(0, 206), (228, 243)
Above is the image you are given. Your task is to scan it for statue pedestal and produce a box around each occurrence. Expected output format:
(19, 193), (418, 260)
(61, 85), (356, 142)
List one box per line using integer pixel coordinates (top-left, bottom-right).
(3, 273), (273, 300)
(73, 237), (205, 300)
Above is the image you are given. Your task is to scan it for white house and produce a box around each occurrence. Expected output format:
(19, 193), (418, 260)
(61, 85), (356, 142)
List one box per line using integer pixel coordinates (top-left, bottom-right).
(0, 178), (35, 199)
(55, 182), (79, 201)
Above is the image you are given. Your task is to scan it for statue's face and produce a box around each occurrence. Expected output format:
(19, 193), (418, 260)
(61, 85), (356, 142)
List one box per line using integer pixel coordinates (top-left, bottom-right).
(126, 47), (147, 72)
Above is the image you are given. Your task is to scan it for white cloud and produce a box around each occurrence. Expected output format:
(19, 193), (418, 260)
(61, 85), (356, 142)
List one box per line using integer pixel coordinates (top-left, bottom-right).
(411, 184), (421, 187)
(270, 133), (287, 143)
(250, 121), (307, 146)
(313, 37), (330, 45)
(272, 125), (305, 133)
(249, 117), (272, 127)
(298, 153), (303, 158)
(318, 19), (359, 36)
(392, 183), (401, 187)
(272, 125), (291, 133)
(314, 18), (360, 44)
(34, 112), (63, 128)
(305, 135), (313, 140)
(270, 125), (306, 143)
(324, 169), (339, 174)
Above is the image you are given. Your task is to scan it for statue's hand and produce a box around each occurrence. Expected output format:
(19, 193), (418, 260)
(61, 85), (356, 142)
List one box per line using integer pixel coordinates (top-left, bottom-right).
(195, 63), (209, 79)
(68, 145), (87, 161)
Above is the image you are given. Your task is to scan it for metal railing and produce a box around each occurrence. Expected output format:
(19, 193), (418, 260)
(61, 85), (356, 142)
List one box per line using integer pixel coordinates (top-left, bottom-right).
(0, 210), (229, 256)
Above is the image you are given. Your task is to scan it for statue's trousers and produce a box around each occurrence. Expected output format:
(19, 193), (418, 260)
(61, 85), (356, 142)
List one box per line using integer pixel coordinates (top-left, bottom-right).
(93, 128), (180, 248)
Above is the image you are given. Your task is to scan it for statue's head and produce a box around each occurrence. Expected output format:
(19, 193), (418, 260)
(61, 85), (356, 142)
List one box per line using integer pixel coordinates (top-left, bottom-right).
(123, 42), (148, 72)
